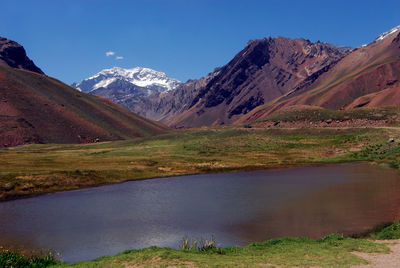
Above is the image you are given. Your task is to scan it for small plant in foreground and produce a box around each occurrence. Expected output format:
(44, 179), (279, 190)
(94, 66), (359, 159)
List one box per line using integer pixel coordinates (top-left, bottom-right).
(179, 236), (220, 253)
(198, 236), (218, 252)
(180, 236), (197, 251)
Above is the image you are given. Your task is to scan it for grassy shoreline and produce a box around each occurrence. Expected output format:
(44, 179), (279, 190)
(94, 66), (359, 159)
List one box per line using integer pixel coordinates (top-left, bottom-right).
(0, 126), (399, 202)
(2, 222), (400, 267)
(0, 161), (348, 202)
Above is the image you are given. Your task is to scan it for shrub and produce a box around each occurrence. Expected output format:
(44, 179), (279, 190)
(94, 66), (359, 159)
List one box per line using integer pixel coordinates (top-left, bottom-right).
(375, 222), (400, 239)
(0, 250), (58, 268)
(179, 236), (220, 253)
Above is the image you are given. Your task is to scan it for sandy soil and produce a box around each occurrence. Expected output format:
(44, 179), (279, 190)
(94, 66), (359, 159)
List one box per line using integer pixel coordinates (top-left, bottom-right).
(352, 239), (400, 268)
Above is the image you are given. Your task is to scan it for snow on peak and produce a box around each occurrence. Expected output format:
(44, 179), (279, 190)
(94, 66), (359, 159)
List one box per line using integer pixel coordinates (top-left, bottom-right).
(375, 25), (400, 42)
(74, 66), (182, 93)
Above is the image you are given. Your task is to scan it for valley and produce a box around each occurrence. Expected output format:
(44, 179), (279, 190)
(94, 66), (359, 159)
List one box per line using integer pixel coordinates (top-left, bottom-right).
(1, 6), (400, 266)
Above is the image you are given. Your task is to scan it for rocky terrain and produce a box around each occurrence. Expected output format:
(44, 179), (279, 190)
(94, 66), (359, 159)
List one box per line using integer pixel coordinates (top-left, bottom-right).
(0, 37), (44, 74)
(132, 69), (220, 122)
(240, 26), (400, 124)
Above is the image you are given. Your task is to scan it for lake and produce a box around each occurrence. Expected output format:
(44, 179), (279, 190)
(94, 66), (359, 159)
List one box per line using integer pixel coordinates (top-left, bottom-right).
(0, 162), (400, 262)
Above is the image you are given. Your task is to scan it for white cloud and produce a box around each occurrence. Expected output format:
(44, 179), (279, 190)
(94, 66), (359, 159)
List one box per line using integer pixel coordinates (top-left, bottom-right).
(106, 51), (115, 57)
(116, 56), (124, 60)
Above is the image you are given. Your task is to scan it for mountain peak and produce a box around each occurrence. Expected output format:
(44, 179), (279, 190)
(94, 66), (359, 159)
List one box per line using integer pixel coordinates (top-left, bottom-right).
(76, 66), (181, 93)
(72, 67), (183, 113)
(0, 37), (44, 74)
(375, 25), (400, 42)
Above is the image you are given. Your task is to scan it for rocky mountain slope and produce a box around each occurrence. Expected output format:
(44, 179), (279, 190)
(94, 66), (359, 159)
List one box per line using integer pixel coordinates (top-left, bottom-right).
(131, 69), (220, 122)
(72, 67), (182, 111)
(240, 25), (400, 123)
(137, 37), (351, 128)
(0, 39), (168, 148)
(0, 37), (44, 74)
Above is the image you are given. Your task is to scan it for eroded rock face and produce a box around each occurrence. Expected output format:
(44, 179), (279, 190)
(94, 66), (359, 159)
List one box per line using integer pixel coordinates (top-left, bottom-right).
(138, 37), (350, 128)
(0, 37), (44, 74)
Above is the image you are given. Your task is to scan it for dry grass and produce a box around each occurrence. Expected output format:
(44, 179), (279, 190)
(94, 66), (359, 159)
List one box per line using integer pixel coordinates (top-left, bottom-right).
(0, 127), (398, 201)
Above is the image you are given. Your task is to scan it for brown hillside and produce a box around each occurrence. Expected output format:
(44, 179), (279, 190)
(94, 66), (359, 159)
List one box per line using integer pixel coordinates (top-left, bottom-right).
(0, 65), (167, 147)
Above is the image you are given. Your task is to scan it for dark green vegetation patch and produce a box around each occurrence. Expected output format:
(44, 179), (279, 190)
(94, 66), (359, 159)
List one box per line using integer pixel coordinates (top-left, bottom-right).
(0, 250), (58, 268)
(375, 222), (400, 239)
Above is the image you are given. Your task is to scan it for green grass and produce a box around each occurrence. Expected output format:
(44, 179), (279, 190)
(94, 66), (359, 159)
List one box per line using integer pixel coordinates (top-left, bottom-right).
(0, 250), (58, 268)
(350, 140), (400, 168)
(51, 234), (389, 268)
(374, 222), (400, 240)
(2, 230), (398, 267)
(0, 126), (399, 201)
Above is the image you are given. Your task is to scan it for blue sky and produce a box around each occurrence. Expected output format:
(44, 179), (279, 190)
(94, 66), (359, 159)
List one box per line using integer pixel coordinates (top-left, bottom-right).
(1, 0), (399, 84)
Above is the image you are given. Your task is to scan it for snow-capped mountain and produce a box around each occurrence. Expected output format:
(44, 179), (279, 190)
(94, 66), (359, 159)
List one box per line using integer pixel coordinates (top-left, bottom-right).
(375, 25), (400, 42)
(360, 25), (400, 48)
(71, 67), (182, 112)
(72, 66), (182, 94)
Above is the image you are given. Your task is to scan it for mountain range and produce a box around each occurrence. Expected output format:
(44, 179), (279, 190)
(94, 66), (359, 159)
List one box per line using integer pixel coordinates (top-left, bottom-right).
(74, 38), (353, 128)
(2, 24), (400, 148)
(121, 25), (400, 128)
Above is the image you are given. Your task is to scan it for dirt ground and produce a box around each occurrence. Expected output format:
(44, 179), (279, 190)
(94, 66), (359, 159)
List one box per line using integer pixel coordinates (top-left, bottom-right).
(352, 239), (400, 268)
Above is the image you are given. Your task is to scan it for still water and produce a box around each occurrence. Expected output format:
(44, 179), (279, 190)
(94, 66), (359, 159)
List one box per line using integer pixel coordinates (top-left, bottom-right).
(0, 162), (400, 262)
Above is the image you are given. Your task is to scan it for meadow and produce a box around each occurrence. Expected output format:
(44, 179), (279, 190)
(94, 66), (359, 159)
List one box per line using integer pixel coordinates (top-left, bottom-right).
(0, 126), (399, 201)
